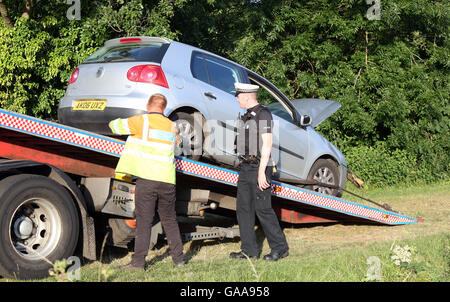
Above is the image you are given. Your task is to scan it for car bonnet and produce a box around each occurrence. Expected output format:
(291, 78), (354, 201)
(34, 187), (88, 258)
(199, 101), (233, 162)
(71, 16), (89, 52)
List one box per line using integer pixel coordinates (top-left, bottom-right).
(290, 98), (341, 128)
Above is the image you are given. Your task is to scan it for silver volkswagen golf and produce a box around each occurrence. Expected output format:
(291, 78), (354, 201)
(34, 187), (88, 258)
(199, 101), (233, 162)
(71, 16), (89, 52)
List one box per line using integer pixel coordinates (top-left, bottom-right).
(58, 36), (347, 196)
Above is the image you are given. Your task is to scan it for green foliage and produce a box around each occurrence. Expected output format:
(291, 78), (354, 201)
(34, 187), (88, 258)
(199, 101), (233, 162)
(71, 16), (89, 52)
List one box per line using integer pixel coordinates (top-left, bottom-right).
(381, 235), (450, 282)
(343, 141), (418, 186)
(48, 259), (69, 282)
(0, 0), (186, 119)
(0, 0), (448, 185)
(217, 0), (449, 186)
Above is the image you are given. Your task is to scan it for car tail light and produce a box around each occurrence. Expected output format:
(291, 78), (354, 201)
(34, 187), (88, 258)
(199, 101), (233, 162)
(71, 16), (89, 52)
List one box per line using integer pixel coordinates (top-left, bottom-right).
(127, 65), (169, 88)
(68, 68), (79, 85)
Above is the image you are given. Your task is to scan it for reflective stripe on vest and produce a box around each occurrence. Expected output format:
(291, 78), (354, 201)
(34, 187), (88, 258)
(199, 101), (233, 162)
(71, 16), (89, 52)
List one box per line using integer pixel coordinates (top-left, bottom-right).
(110, 118), (131, 135)
(148, 129), (176, 142)
(111, 113), (176, 184)
(127, 136), (174, 151)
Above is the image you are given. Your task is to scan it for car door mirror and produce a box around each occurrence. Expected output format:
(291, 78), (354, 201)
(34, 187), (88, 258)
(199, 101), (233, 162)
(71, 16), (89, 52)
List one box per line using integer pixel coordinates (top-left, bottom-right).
(299, 114), (311, 127)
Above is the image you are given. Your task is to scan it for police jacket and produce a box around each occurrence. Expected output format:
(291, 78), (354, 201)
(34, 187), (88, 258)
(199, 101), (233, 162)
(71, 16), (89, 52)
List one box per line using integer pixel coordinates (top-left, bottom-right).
(235, 104), (273, 161)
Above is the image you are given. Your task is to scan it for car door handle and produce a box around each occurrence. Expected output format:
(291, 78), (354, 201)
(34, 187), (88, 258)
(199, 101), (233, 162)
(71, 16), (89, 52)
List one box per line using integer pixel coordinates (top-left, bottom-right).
(204, 92), (216, 100)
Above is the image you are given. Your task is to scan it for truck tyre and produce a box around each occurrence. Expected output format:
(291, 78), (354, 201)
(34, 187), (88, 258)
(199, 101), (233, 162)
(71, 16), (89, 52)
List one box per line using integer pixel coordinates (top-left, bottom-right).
(170, 111), (203, 161)
(148, 221), (163, 250)
(307, 159), (341, 197)
(108, 218), (163, 251)
(0, 174), (79, 280)
(108, 218), (136, 249)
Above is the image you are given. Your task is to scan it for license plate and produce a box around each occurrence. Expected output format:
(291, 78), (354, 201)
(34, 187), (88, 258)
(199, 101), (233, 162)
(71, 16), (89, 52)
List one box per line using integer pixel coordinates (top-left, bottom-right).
(73, 99), (107, 111)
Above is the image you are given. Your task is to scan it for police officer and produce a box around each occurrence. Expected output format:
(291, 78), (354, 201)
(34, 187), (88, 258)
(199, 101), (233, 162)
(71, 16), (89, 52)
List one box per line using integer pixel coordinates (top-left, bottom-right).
(230, 83), (289, 261)
(110, 94), (185, 270)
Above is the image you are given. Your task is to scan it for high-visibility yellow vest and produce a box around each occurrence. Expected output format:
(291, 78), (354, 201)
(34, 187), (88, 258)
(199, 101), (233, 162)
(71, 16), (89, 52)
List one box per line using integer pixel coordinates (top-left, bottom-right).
(109, 113), (177, 184)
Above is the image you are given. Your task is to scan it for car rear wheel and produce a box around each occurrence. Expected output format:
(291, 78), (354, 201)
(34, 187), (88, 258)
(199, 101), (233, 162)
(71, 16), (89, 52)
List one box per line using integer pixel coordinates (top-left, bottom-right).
(170, 111), (204, 161)
(307, 159), (341, 197)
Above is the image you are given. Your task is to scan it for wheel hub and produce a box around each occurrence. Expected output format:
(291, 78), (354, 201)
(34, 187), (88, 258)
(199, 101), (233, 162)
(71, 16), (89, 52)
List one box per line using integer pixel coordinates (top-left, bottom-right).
(176, 120), (200, 146)
(13, 216), (35, 240)
(313, 167), (335, 195)
(9, 198), (62, 260)
(174, 118), (203, 159)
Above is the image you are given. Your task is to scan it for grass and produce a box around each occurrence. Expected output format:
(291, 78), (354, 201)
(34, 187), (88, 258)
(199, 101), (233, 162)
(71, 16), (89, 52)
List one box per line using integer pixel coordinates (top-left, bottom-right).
(1, 182), (449, 282)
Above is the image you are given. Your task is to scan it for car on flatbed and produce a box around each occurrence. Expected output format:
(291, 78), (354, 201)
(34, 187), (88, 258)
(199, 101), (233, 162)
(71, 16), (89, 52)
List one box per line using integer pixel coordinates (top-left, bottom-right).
(58, 36), (347, 196)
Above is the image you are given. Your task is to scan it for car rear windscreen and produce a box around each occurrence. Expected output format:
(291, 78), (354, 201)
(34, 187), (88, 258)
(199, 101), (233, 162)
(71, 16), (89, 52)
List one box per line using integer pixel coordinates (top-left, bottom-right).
(82, 42), (169, 64)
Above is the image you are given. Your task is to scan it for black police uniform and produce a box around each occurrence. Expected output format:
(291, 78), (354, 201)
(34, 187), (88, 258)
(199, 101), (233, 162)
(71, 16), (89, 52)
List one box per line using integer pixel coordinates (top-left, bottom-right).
(234, 104), (289, 259)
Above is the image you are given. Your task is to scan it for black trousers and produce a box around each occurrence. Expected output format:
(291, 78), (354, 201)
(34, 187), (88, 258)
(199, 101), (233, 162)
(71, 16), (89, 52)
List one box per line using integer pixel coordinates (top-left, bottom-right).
(236, 163), (289, 257)
(131, 178), (184, 267)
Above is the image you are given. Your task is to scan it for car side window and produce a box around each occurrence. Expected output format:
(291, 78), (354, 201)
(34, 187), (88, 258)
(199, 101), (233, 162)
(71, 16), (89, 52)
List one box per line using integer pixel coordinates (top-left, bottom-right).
(191, 52), (242, 95)
(191, 53), (209, 83)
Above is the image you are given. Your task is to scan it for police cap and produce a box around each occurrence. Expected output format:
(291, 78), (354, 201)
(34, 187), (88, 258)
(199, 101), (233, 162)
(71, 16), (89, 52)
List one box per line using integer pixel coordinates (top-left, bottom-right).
(234, 83), (259, 97)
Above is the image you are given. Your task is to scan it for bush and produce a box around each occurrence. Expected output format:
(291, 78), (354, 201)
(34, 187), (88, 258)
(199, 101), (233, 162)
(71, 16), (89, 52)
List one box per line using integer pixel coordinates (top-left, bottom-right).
(343, 141), (436, 186)
(0, 0), (184, 119)
(0, 0), (448, 186)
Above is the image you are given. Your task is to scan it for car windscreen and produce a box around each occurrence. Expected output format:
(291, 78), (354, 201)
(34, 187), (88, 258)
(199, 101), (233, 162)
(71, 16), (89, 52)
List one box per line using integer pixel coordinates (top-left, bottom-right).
(266, 102), (294, 123)
(82, 42), (169, 64)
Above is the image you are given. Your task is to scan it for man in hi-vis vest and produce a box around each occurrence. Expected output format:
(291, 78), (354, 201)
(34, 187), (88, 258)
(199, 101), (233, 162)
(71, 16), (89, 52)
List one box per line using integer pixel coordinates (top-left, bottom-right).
(110, 93), (185, 270)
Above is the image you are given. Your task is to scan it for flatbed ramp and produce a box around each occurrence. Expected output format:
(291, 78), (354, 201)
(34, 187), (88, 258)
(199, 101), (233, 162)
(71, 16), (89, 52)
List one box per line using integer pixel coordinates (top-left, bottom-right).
(0, 108), (418, 226)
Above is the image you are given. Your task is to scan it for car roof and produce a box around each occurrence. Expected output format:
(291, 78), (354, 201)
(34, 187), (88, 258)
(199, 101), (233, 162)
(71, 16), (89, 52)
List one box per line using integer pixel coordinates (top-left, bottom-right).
(102, 36), (290, 101)
(104, 36), (246, 68)
(171, 41), (248, 70)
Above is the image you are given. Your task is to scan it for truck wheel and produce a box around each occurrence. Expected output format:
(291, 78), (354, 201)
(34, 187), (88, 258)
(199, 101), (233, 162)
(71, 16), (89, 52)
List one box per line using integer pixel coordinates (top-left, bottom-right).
(108, 218), (136, 249)
(170, 111), (203, 161)
(307, 159), (341, 197)
(0, 174), (79, 280)
(108, 218), (163, 251)
(148, 221), (163, 250)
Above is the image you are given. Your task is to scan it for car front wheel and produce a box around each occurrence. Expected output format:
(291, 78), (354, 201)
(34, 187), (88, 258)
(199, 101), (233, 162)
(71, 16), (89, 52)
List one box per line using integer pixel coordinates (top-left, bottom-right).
(307, 159), (341, 197)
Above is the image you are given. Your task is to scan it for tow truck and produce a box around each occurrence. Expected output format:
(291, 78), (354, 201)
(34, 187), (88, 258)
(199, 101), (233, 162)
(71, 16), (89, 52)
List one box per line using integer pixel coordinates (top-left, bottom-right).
(0, 108), (418, 279)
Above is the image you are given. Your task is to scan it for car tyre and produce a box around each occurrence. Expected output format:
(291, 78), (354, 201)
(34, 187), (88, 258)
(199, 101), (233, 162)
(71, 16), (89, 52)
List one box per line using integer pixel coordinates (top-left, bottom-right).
(306, 159), (341, 197)
(170, 111), (204, 161)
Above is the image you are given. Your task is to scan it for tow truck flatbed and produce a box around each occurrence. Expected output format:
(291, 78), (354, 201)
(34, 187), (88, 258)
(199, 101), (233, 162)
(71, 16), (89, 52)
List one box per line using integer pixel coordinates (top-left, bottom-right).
(0, 108), (418, 226)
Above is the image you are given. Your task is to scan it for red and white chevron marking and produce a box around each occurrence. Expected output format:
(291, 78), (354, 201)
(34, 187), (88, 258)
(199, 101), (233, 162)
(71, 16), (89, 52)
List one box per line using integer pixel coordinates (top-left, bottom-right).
(0, 109), (416, 225)
(270, 183), (415, 224)
(0, 111), (124, 156)
(174, 157), (415, 225)
(175, 158), (239, 185)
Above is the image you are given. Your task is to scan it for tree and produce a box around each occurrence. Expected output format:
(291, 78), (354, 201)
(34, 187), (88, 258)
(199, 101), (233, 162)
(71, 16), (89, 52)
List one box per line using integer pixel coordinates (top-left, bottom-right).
(0, 0), (448, 185)
(0, 0), (12, 27)
(0, 0), (185, 118)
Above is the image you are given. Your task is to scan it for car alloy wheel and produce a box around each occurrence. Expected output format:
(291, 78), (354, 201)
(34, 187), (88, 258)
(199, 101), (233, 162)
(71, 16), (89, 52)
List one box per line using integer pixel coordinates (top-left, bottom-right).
(307, 158), (340, 196)
(170, 111), (203, 161)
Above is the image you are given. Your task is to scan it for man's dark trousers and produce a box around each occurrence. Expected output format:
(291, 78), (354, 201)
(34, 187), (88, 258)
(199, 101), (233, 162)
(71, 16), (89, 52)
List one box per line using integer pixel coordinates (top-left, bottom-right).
(236, 163), (289, 257)
(131, 178), (184, 267)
